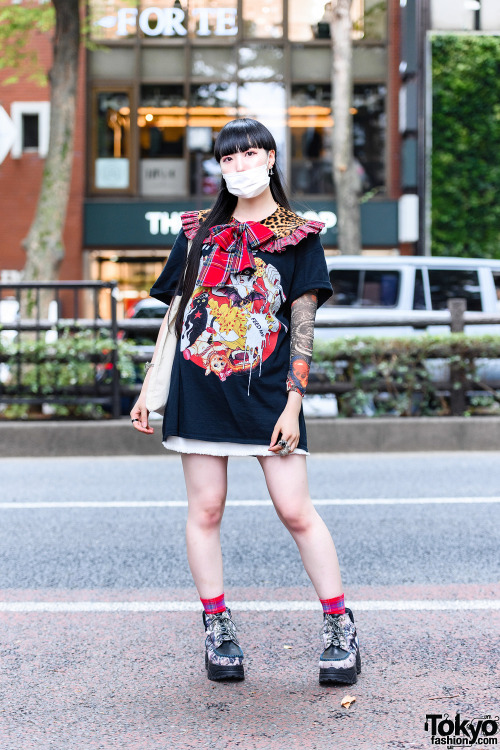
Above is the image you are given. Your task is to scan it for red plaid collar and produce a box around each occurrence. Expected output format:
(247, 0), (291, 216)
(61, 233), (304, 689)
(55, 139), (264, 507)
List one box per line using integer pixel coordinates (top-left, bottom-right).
(196, 221), (275, 288)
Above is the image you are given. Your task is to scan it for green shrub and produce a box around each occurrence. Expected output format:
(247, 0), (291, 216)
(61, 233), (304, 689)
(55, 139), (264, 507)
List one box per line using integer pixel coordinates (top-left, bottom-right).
(312, 333), (500, 417)
(431, 34), (500, 259)
(0, 328), (137, 419)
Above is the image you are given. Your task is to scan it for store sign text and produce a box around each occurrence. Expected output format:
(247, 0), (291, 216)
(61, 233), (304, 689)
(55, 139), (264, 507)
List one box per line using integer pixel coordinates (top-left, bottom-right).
(96, 7), (238, 37)
(144, 211), (337, 237)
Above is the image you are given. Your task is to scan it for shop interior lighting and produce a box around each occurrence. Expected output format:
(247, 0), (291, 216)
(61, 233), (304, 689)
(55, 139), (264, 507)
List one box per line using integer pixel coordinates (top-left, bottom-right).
(288, 106), (331, 116)
(288, 117), (334, 128)
(135, 105), (341, 129)
(137, 116), (188, 127)
(137, 106), (187, 115)
(137, 107), (239, 116)
(188, 106), (238, 116)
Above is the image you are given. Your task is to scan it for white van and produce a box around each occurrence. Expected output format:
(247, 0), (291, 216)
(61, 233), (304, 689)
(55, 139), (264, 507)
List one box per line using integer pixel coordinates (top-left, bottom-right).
(315, 255), (500, 339)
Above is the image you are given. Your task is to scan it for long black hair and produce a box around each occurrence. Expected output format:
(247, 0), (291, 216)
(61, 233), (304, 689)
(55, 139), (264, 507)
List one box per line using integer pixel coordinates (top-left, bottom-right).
(174, 118), (291, 337)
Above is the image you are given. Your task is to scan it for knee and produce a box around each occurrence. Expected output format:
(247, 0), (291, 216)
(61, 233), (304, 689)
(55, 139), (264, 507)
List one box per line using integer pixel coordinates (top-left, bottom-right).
(278, 502), (315, 534)
(188, 493), (225, 530)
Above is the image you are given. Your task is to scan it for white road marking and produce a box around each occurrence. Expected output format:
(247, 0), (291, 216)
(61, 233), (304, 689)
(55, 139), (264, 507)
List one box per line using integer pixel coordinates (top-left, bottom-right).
(0, 600), (498, 613)
(0, 497), (499, 509)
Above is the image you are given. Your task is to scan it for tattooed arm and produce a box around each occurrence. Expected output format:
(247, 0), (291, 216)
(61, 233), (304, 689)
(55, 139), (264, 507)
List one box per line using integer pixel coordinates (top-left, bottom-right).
(285, 289), (318, 397)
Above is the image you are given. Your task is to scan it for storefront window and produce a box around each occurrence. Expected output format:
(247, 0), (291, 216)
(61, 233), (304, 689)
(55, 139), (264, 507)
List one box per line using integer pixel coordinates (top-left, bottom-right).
(288, 0), (377, 42)
(191, 47), (237, 79)
(290, 84), (333, 195)
(93, 90), (131, 191)
(88, 0), (389, 201)
(238, 45), (284, 81)
(188, 83), (237, 196)
(238, 82), (286, 173)
(289, 0), (331, 41)
(138, 84), (187, 196)
(290, 83), (386, 196)
(190, 82), (237, 113)
(352, 84), (386, 194)
(363, 0), (387, 41)
(242, 0), (283, 39)
(90, 252), (167, 317)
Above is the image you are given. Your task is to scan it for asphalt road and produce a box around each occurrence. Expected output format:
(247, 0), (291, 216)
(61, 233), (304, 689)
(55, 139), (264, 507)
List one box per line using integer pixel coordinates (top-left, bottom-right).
(1, 452), (499, 749)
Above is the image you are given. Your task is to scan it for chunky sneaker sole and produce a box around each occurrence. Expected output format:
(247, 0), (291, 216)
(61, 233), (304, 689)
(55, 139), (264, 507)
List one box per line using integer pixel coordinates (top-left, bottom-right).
(205, 649), (245, 681)
(318, 607), (362, 685)
(203, 607), (245, 682)
(319, 647), (361, 685)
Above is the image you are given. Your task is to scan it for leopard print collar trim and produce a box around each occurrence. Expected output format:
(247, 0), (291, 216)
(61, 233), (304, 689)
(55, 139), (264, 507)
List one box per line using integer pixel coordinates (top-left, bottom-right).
(180, 204), (324, 253)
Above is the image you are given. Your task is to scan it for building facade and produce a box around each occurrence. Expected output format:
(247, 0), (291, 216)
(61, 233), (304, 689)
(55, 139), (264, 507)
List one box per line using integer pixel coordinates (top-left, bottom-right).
(2, 0), (408, 313)
(85, 0), (405, 310)
(0, 37), (87, 285)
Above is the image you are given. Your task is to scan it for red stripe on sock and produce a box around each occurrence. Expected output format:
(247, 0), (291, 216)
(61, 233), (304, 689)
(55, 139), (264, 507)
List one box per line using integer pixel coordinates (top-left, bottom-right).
(320, 594), (345, 615)
(200, 593), (226, 614)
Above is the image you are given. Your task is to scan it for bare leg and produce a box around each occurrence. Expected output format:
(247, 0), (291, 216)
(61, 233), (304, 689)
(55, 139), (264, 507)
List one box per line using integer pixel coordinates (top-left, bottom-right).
(257, 454), (343, 599)
(181, 453), (228, 599)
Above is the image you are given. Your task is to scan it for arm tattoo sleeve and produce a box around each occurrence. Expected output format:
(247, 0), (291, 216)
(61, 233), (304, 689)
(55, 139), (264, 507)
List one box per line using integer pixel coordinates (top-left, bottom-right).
(286, 289), (318, 397)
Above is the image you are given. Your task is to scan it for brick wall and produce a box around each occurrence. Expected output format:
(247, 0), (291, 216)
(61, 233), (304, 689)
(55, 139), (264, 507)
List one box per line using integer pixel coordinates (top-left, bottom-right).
(0, 26), (85, 281)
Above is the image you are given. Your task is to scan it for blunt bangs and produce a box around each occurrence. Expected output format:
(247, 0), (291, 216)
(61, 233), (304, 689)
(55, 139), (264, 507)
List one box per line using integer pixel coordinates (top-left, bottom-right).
(214, 118), (276, 162)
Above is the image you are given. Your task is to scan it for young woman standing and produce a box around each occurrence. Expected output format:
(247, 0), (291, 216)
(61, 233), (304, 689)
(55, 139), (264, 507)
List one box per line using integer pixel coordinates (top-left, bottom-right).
(130, 118), (361, 685)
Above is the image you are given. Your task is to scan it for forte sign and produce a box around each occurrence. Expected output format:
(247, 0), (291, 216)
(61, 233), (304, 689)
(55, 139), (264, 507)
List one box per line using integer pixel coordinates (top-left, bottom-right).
(95, 6), (238, 37)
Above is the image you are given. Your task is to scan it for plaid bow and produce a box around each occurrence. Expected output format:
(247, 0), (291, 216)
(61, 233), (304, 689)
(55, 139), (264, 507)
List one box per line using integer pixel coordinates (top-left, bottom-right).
(196, 222), (275, 287)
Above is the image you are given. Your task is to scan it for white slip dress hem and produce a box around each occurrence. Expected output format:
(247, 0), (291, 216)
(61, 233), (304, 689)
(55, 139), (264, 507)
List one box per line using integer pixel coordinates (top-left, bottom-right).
(163, 435), (309, 457)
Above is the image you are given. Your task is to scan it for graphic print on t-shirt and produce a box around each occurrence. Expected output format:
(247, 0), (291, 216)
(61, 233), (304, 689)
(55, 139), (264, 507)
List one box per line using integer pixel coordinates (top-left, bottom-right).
(180, 257), (287, 394)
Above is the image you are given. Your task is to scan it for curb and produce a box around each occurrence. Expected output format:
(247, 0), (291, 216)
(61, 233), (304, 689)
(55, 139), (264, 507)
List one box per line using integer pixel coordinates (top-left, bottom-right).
(1, 416), (500, 457)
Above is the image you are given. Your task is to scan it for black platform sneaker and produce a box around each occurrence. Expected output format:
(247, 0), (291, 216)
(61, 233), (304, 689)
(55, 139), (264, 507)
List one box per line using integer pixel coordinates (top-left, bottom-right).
(203, 607), (244, 681)
(318, 607), (362, 685)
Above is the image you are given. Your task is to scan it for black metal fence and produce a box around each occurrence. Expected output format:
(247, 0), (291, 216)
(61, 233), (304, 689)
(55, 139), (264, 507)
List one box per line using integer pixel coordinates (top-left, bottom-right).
(2, 287), (500, 419)
(0, 282), (122, 418)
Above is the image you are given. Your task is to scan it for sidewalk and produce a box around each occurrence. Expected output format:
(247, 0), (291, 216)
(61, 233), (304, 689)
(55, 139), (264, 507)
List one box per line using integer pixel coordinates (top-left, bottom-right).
(1, 416), (500, 456)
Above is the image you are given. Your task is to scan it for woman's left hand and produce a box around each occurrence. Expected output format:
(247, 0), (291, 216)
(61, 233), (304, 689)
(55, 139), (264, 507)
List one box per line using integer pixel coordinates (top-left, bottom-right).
(268, 404), (300, 454)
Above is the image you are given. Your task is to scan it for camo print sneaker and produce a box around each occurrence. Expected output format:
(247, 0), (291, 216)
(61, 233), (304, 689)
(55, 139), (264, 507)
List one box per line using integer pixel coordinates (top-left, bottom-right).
(203, 607), (244, 681)
(319, 607), (362, 685)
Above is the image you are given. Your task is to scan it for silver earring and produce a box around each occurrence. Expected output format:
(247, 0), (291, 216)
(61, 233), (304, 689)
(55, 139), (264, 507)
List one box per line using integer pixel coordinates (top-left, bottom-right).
(269, 167), (274, 175)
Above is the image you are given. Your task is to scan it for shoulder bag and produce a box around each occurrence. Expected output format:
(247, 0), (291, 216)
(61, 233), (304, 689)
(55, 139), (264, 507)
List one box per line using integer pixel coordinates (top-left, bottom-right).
(145, 239), (193, 416)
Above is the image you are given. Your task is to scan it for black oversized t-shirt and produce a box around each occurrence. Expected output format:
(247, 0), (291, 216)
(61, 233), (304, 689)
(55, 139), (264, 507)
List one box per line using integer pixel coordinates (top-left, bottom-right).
(149, 208), (333, 451)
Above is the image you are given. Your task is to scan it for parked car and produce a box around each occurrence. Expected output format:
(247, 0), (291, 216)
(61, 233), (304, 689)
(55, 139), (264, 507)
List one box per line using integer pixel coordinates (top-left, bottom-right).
(317, 255), (500, 339)
(119, 297), (168, 346)
(125, 256), (500, 342)
(126, 297), (168, 319)
(313, 255), (500, 409)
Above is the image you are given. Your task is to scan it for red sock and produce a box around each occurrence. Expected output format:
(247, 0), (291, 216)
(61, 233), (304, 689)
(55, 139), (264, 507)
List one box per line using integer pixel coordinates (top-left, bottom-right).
(320, 594), (345, 615)
(200, 593), (226, 615)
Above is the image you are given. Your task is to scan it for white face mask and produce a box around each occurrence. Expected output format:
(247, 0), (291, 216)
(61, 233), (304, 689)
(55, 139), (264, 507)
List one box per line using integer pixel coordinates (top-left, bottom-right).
(222, 159), (271, 199)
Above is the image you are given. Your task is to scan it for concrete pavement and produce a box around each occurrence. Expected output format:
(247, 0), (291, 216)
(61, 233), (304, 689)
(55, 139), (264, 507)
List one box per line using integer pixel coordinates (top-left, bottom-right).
(0, 453), (499, 749)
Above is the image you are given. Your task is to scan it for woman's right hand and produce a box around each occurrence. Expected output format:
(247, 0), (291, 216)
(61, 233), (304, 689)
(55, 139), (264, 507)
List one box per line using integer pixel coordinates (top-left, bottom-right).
(130, 393), (154, 434)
